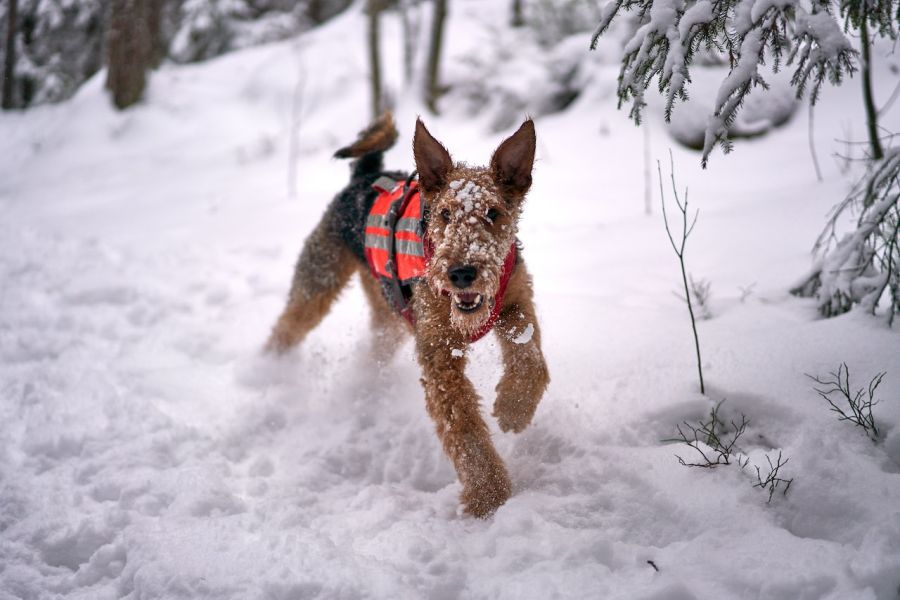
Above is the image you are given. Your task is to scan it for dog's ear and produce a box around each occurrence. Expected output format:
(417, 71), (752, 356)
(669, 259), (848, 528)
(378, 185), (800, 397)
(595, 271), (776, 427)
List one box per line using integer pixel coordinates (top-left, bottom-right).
(413, 119), (454, 195)
(490, 119), (535, 199)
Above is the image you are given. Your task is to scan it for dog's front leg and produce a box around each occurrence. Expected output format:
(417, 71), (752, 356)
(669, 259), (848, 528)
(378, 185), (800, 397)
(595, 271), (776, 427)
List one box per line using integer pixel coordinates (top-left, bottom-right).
(492, 267), (550, 433)
(415, 305), (511, 517)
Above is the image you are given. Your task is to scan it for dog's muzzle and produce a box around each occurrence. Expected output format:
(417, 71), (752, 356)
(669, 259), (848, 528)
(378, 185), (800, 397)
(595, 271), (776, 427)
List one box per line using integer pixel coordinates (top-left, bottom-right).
(452, 292), (485, 312)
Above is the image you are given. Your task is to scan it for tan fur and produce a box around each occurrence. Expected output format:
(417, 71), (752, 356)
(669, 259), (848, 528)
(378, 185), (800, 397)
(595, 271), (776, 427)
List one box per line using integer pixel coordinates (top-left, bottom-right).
(266, 220), (357, 353)
(267, 115), (549, 517)
(357, 267), (408, 360)
(333, 112), (398, 159)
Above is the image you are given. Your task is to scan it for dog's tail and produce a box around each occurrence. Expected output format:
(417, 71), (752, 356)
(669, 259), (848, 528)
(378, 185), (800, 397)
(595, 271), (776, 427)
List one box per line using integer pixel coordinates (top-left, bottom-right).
(333, 111), (398, 179)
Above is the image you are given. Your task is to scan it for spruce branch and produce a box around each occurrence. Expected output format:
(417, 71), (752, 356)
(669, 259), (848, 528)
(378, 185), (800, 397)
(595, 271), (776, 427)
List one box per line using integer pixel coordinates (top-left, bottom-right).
(793, 148), (900, 320)
(590, 0), (878, 166)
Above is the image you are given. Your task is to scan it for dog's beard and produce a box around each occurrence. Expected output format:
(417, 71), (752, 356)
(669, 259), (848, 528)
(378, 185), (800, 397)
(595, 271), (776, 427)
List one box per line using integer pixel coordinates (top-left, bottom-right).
(426, 267), (498, 337)
(447, 288), (495, 337)
(427, 231), (511, 337)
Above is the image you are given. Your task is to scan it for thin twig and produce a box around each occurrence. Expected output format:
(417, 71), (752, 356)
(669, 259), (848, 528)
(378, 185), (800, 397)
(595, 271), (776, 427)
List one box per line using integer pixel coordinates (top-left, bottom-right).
(753, 451), (793, 502)
(808, 102), (823, 182)
(658, 151), (705, 394)
(807, 363), (884, 441)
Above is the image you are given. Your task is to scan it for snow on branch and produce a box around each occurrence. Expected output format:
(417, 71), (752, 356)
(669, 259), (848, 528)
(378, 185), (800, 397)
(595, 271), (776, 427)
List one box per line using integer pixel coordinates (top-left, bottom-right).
(591, 0), (859, 166)
(792, 148), (900, 322)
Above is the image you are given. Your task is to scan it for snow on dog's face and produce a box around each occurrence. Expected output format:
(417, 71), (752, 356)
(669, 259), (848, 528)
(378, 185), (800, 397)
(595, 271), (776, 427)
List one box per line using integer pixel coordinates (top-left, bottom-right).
(413, 118), (535, 337)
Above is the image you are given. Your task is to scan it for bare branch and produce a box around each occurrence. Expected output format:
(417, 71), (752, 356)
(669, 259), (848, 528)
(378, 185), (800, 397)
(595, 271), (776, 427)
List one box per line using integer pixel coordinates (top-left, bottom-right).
(807, 363), (885, 441)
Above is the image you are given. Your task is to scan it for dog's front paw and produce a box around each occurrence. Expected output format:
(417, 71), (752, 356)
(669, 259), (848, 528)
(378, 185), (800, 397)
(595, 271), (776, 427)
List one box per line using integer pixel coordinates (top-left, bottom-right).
(493, 393), (539, 433)
(460, 466), (512, 518)
(493, 370), (547, 433)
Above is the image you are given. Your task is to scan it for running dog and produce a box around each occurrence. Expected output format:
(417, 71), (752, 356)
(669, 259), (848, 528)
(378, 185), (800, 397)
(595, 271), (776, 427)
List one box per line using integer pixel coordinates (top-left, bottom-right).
(266, 113), (549, 517)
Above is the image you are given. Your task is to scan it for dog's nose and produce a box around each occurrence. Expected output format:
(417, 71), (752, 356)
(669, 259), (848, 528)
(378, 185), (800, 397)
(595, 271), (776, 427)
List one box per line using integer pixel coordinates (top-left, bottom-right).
(448, 265), (477, 289)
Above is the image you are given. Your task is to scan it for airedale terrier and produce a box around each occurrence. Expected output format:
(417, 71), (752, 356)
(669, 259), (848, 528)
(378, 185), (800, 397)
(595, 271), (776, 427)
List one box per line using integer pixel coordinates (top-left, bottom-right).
(266, 113), (550, 517)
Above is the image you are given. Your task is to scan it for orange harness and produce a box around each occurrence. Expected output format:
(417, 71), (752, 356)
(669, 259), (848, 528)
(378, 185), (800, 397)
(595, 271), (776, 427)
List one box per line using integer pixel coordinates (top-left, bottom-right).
(364, 177), (516, 343)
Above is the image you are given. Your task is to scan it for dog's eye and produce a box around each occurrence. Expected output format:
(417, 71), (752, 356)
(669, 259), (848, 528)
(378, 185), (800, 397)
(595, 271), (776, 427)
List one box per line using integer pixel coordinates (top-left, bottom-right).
(486, 208), (500, 223)
(440, 209), (451, 223)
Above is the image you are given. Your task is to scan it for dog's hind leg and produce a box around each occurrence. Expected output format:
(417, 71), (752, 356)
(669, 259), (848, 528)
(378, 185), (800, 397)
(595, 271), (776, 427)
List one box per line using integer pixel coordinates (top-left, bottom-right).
(266, 218), (356, 354)
(358, 269), (409, 361)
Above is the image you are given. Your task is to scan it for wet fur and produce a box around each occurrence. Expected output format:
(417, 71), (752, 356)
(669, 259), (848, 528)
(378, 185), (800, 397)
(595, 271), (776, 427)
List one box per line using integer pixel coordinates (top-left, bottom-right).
(267, 113), (550, 517)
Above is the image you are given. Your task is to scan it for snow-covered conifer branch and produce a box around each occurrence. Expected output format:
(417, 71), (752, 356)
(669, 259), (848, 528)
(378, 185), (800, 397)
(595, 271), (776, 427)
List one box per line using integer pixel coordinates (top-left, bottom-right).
(793, 148), (900, 321)
(591, 0), (868, 165)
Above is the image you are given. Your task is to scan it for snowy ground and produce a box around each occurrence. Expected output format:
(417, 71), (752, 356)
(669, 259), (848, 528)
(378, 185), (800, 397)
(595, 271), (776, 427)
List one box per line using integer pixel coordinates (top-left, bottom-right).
(2, 3), (900, 599)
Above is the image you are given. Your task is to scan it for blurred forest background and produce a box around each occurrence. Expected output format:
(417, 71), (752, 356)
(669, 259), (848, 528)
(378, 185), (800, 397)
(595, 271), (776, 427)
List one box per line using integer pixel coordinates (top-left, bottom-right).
(2, 0), (897, 319)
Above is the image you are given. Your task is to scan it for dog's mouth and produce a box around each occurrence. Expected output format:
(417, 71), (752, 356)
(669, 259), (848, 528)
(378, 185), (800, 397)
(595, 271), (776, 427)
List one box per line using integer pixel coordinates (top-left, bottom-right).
(452, 291), (485, 313)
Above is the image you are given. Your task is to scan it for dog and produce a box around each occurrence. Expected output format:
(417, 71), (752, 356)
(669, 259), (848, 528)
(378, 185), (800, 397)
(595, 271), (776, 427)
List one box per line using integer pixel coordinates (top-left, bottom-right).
(266, 113), (550, 517)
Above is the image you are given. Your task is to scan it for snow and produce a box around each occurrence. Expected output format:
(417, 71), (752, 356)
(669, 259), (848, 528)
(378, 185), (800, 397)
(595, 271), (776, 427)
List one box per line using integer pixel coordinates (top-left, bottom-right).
(511, 323), (535, 345)
(2, 2), (900, 599)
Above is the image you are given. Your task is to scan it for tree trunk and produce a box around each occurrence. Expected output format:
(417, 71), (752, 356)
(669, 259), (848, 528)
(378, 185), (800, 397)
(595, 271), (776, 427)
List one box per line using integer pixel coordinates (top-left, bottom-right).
(106, 0), (162, 110)
(308, 0), (323, 24)
(400, 0), (418, 85)
(859, 16), (884, 161)
(510, 0), (524, 27)
(424, 0), (447, 114)
(367, 0), (383, 119)
(146, 0), (165, 68)
(2, 0), (17, 110)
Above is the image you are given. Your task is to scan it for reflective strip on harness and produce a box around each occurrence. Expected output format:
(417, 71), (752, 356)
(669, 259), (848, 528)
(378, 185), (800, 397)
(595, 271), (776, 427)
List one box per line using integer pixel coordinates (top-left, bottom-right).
(395, 238), (424, 257)
(364, 233), (391, 251)
(395, 217), (421, 234)
(366, 214), (391, 229)
(372, 176), (397, 193)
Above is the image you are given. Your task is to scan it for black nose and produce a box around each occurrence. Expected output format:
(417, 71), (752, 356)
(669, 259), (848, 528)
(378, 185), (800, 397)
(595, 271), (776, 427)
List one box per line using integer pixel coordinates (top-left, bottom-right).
(448, 265), (477, 289)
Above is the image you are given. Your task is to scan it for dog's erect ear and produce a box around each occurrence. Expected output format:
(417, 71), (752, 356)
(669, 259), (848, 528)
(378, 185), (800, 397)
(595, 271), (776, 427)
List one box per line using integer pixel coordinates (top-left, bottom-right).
(413, 118), (454, 194)
(490, 119), (536, 199)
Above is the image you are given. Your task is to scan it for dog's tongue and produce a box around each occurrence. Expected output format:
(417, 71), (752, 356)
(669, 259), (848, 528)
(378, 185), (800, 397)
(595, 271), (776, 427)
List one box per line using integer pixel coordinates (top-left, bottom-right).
(456, 292), (480, 303)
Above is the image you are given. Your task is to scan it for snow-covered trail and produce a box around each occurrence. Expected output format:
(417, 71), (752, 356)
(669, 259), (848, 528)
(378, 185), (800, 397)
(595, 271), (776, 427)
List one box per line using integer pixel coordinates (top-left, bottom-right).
(3, 3), (900, 599)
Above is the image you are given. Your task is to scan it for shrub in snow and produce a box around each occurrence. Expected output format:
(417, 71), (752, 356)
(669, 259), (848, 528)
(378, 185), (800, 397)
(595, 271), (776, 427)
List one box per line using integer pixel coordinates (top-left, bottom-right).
(808, 362), (886, 441)
(667, 400), (794, 502)
(752, 450), (792, 502)
(792, 150), (900, 322)
(687, 275), (712, 319)
(588, 0), (887, 166)
(668, 400), (748, 467)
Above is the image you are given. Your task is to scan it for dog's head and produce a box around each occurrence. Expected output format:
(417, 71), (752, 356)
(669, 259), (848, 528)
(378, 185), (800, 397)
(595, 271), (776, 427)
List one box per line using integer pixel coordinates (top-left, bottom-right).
(413, 117), (536, 337)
